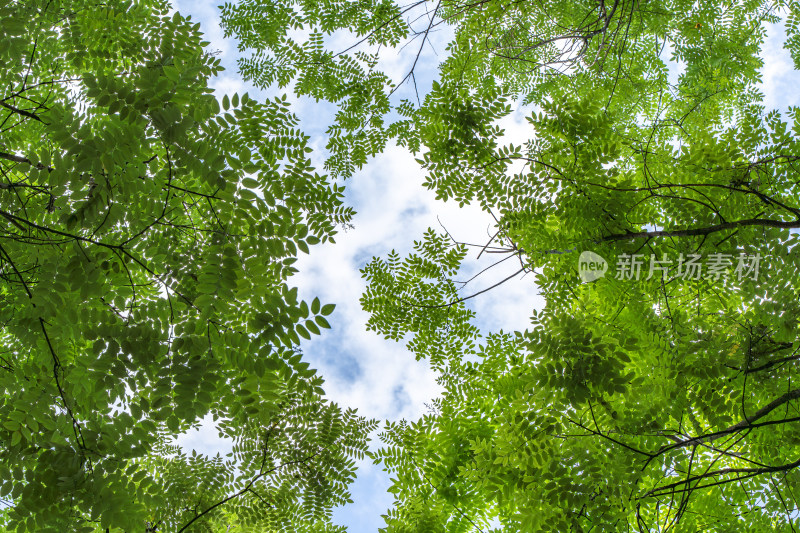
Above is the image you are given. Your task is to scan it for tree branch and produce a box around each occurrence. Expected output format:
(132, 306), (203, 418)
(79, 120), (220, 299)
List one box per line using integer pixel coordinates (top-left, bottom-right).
(0, 101), (45, 123)
(656, 388), (800, 455)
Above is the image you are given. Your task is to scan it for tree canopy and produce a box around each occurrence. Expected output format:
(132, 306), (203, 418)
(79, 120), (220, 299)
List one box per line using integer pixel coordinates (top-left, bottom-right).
(356, 0), (800, 530)
(4, 0), (800, 531)
(0, 1), (371, 531)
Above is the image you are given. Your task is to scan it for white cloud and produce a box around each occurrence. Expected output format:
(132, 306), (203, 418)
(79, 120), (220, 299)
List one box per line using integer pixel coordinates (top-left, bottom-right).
(291, 139), (541, 533)
(760, 22), (800, 112)
(293, 139), (542, 422)
(174, 414), (232, 457)
(209, 74), (246, 97)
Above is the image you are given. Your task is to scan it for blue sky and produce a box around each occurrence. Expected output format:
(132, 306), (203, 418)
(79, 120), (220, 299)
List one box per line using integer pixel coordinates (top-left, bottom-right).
(169, 2), (800, 531)
(170, 2), (540, 530)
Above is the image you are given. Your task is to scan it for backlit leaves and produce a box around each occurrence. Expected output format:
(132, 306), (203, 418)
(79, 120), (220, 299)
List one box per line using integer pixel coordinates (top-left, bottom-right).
(0, 1), (368, 531)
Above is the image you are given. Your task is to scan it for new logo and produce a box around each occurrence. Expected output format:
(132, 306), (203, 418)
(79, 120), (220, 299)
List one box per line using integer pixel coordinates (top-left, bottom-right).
(578, 251), (608, 283)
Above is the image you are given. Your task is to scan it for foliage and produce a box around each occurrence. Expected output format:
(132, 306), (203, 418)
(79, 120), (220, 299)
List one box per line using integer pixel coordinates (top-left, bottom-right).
(358, 0), (800, 531)
(0, 0), (372, 531)
(220, 0), (413, 178)
(8, 0), (800, 529)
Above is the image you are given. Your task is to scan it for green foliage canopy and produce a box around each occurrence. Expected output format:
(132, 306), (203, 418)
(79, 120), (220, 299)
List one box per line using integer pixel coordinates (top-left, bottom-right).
(220, 0), (413, 178)
(5, 0), (800, 530)
(350, 0), (800, 531)
(0, 1), (372, 531)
